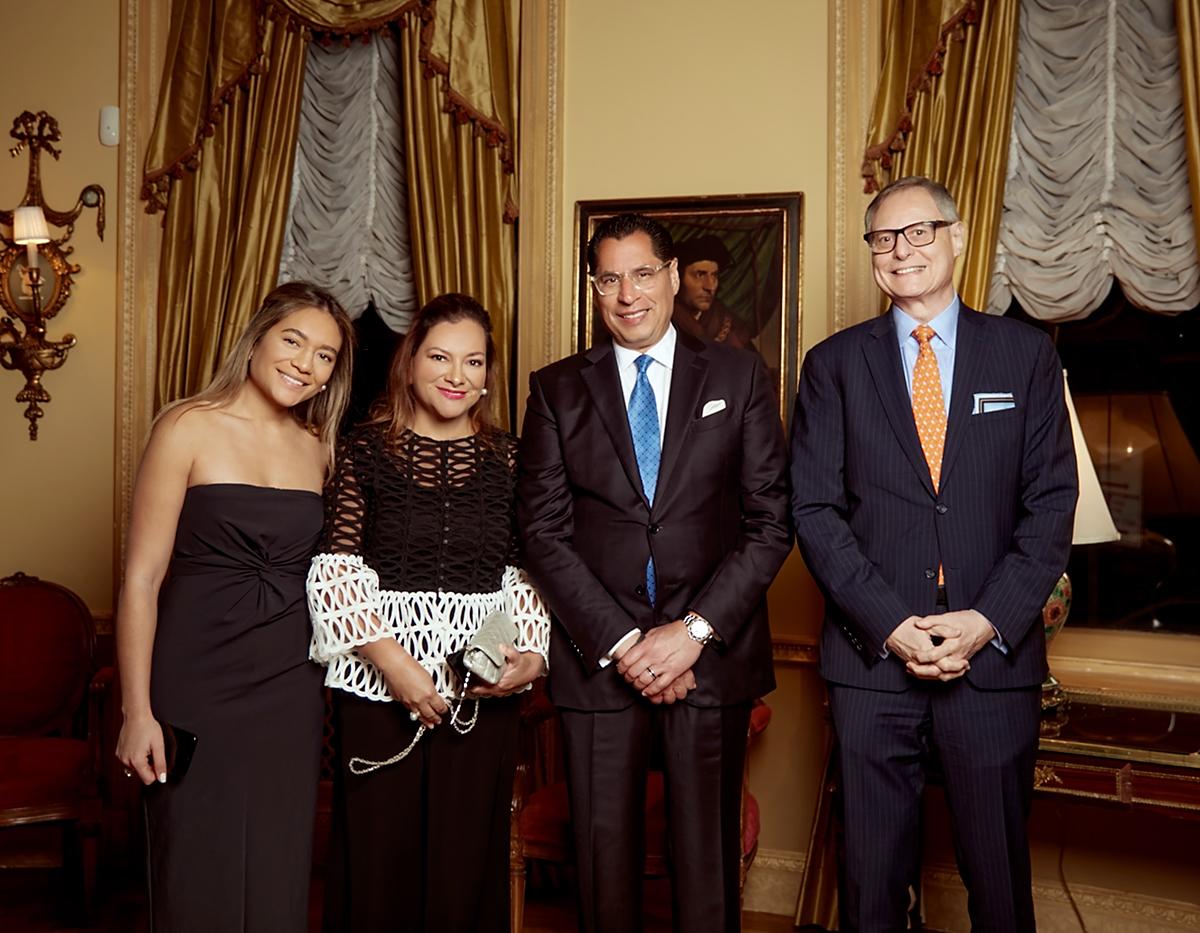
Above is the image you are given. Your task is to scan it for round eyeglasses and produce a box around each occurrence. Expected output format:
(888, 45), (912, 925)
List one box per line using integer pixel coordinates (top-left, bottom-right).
(863, 220), (953, 254)
(588, 260), (673, 297)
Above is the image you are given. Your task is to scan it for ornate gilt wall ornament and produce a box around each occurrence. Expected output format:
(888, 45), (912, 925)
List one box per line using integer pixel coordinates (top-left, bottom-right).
(0, 110), (105, 439)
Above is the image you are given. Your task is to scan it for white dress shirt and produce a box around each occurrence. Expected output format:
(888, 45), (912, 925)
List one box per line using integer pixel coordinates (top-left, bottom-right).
(602, 327), (678, 665)
(612, 325), (675, 446)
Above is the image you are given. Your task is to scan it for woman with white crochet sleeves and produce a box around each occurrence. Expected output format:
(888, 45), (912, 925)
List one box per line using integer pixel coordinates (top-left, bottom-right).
(307, 294), (550, 933)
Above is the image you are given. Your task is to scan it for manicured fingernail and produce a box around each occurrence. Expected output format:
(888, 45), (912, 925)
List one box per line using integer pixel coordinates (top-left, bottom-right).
(158, 773), (167, 783)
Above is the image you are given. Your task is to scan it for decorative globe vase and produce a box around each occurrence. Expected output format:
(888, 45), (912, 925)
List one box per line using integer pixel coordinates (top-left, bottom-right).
(1041, 572), (1073, 711)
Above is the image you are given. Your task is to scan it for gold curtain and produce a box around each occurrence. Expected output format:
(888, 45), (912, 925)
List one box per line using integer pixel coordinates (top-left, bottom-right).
(400, 0), (519, 424)
(1179, 0), (1200, 260)
(152, 14), (307, 405)
(143, 0), (518, 413)
(862, 0), (1019, 311)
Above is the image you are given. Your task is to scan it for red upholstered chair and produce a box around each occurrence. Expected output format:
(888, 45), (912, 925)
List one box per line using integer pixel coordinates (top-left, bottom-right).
(509, 686), (771, 932)
(0, 572), (112, 921)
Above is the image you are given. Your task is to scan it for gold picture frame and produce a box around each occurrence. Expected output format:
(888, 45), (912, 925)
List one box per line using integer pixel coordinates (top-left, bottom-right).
(573, 192), (804, 419)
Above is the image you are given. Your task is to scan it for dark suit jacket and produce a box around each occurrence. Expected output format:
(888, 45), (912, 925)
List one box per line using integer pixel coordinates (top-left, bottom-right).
(518, 329), (792, 711)
(790, 306), (1077, 691)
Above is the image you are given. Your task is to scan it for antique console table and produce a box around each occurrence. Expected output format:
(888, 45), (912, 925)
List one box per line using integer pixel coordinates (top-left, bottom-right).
(1035, 688), (1200, 819)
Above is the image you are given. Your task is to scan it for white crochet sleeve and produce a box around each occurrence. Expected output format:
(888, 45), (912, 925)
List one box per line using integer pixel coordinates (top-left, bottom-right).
(504, 565), (551, 671)
(307, 553), (394, 663)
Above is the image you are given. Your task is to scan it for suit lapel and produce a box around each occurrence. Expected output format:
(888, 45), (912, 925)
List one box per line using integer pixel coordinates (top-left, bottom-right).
(939, 305), (986, 491)
(580, 341), (648, 506)
(863, 314), (935, 497)
(655, 332), (709, 512)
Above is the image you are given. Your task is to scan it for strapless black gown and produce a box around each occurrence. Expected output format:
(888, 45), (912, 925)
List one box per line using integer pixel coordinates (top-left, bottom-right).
(144, 484), (325, 933)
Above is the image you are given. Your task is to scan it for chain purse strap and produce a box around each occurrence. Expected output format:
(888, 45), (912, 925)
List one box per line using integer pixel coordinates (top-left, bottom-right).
(449, 670), (481, 735)
(348, 723), (426, 775)
(348, 670), (481, 776)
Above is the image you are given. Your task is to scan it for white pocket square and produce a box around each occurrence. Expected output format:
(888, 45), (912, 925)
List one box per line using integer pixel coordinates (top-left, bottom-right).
(701, 399), (727, 418)
(972, 392), (1015, 415)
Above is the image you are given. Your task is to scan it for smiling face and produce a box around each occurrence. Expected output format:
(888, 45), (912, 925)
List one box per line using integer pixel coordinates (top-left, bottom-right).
(869, 186), (965, 322)
(247, 305), (343, 410)
(408, 318), (489, 438)
(678, 260), (720, 315)
(594, 231), (679, 351)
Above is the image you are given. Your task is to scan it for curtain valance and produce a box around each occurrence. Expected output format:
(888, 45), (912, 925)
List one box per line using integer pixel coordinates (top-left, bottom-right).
(142, 0), (513, 213)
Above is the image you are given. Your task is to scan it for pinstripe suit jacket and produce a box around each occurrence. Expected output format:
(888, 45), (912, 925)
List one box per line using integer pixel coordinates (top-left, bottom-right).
(790, 306), (1078, 691)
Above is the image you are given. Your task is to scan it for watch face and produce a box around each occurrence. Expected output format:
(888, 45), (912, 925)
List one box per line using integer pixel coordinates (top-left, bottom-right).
(688, 617), (710, 641)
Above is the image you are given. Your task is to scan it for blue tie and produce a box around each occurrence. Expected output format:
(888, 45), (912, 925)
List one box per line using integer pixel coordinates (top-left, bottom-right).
(628, 355), (660, 605)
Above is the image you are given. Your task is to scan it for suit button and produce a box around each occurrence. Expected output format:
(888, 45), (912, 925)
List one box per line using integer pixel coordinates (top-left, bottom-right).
(936, 503), (948, 514)
(649, 523), (662, 535)
(635, 584), (646, 596)
(924, 568), (936, 579)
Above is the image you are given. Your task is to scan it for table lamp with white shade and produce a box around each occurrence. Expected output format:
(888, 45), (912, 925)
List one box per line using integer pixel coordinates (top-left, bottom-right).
(1041, 370), (1121, 709)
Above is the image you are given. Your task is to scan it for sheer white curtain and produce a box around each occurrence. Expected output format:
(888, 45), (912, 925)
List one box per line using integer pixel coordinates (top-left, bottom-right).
(989, 0), (1200, 319)
(279, 31), (416, 331)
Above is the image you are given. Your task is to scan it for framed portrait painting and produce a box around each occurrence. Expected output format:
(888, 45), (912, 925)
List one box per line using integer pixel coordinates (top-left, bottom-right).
(573, 192), (803, 418)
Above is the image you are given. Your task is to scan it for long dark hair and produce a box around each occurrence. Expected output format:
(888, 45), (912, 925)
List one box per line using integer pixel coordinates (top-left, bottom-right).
(369, 293), (497, 439)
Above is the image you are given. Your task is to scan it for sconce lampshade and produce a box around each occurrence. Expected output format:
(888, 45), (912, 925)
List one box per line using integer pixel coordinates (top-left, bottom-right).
(1062, 370), (1120, 546)
(12, 206), (49, 245)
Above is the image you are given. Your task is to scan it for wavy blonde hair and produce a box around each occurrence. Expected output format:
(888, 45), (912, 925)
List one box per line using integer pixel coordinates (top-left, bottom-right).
(156, 281), (356, 468)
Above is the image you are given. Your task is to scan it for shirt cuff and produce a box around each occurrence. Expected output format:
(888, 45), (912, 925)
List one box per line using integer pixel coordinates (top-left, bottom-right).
(983, 614), (1008, 655)
(598, 628), (641, 668)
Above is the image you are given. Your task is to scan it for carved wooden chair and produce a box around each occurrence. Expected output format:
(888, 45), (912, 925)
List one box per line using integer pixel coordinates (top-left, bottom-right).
(509, 684), (771, 932)
(0, 571), (112, 921)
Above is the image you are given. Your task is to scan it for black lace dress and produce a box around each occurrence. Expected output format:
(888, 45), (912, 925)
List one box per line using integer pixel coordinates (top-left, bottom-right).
(307, 426), (549, 933)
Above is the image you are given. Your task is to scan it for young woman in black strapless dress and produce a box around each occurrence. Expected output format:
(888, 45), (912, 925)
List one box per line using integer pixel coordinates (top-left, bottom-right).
(115, 282), (354, 932)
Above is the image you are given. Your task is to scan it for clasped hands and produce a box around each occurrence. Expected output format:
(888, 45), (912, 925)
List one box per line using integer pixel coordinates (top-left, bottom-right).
(614, 621), (702, 704)
(377, 643), (544, 729)
(885, 609), (995, 681)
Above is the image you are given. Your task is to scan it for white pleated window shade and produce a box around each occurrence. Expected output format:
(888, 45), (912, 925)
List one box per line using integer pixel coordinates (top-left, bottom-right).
(989, 0), (1200, 320)
(279, 31), (416, 332)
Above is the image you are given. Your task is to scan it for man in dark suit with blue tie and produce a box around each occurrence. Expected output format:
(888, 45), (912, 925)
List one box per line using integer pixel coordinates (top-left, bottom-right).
(518, 213), (791, 932)
(790, 176), (1078, 932)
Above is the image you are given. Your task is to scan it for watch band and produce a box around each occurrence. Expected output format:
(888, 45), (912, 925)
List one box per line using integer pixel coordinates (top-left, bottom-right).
(683, 611), (714, 645)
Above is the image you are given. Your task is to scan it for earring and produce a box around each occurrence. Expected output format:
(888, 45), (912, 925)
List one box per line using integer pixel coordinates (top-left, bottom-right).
(319, 384), (328, 392)
(480, 387), (489, 396)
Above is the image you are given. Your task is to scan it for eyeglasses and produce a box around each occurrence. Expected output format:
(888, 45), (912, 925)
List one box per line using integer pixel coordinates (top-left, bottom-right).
(863, 220), (953, 254)
(589, 260), (674, 297)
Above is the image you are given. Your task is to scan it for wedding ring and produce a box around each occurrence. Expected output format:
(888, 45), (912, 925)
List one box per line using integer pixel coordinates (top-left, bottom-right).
(409, 710), (419, 722)
(646, 667), (657, 679)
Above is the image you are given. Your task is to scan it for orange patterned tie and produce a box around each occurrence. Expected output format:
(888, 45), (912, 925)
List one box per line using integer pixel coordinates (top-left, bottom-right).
(911, 325), (946, 489)
(912, 325), (946, 585)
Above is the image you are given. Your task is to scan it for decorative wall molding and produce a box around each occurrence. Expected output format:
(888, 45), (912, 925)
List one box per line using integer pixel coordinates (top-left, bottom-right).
(743, 847), (806, 916)
(515, 0), (564, 428)
(771, 635), (819, 667)
(115, 0), (166, 587)
(827, 0), (883, 337)
(92, 610), (114, 637)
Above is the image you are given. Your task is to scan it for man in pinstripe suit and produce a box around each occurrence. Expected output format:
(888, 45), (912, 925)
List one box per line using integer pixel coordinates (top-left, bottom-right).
(790, 176), (1077, 932)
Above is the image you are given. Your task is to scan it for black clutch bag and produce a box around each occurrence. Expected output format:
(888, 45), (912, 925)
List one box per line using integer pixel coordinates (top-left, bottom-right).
(161, 722), (198, 783)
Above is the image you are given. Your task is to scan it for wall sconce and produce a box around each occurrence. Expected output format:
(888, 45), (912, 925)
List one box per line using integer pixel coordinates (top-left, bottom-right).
(0, 111), (104, 440)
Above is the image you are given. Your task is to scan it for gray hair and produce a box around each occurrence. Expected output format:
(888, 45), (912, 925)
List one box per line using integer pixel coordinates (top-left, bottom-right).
(864, 176), (961, 231)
